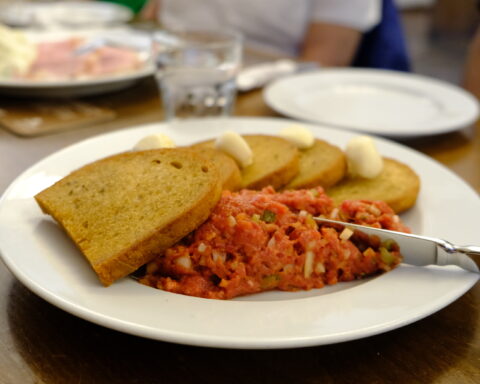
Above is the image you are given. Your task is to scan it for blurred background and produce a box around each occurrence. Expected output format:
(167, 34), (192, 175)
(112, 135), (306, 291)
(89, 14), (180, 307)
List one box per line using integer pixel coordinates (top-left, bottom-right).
(0, 0), (478, 87)
(398, 0), (479, 85)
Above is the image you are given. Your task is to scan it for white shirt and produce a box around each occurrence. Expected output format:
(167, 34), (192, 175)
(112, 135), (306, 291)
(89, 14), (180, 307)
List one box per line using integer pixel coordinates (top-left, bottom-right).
(159, 0), (381, 57)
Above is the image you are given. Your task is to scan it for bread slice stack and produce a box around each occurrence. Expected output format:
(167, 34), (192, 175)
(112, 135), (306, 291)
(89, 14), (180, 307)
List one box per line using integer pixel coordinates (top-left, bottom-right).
(193, 135), (300, 190)
(192, 133), (419, 213)
(35, 148), (222, 286)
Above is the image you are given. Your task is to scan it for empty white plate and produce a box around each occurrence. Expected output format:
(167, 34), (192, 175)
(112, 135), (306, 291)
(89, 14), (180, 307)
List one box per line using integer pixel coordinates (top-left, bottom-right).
(264, 69), (479, 138)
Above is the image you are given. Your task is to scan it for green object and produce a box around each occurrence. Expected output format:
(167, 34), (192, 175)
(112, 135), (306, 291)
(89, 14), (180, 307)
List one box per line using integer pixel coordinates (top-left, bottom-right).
(381, 238), (397, 252)
(380, 247), (395, 265)
(100, 0), (147, 14)
(260, 210), (276, 223)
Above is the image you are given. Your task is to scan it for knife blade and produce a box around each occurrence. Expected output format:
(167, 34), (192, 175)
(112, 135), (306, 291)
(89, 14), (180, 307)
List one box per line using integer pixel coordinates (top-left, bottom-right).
(236, 59), (318, 92)
(313, 217), (480, 273)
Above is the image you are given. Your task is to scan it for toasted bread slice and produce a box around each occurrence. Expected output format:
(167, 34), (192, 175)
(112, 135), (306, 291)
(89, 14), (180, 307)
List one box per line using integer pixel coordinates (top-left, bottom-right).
(326, 158), (420, 213)
(241, 135), (299, 189)
(284, 139), (347, 189)
(193, 135), (299, 190)
(188, 146), (242, 190)
(35, 148), (222, 286)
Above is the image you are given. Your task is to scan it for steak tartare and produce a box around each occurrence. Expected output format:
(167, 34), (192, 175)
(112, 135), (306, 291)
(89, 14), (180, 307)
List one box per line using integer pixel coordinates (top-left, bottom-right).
(139, 187), (407, 299)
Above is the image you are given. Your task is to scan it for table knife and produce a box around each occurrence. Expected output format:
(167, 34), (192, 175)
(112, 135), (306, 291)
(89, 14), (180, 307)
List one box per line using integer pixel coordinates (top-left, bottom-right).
(314, 217), (480, 273)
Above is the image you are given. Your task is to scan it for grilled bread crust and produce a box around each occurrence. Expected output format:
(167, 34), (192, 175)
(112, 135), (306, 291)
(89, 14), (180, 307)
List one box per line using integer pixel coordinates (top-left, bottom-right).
(35, 148), (222, 286)
(193, 135), (299, 190)
(188, 146), (242, 191)
(284, 139), (347, 190)
(326, 158), (420, 213)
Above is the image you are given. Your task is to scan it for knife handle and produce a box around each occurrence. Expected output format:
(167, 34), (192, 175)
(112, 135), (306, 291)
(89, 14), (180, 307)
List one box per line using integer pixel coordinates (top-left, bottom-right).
(453, 245), (480, 258)
(437, 241), (480, 273)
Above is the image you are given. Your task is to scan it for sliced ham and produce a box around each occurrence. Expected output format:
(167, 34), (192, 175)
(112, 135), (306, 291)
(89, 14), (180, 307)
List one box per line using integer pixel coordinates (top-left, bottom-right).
(23, 38), (142, 80)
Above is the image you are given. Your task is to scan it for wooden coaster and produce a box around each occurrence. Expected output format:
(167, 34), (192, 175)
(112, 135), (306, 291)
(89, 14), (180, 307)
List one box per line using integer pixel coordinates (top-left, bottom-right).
(0, 99), (117, 136)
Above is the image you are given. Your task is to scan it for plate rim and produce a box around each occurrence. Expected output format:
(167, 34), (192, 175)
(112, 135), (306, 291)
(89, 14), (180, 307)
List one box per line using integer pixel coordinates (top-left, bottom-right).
(0, 116), (478, 349)
(0, 65), (155, 89)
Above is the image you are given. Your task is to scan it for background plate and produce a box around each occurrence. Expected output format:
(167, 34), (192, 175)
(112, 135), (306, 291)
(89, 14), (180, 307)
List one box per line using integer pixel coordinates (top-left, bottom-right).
(0, 28), (155, 98)
(0, 1), (133, 28)
(264, 69), (479, 138)
(0, 117), (478, 349)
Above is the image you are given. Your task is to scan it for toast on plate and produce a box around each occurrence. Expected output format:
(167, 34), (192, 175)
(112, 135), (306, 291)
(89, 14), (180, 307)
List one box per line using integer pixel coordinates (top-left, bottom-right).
(188, 146), (242, 191)
(284, 139), (347, 190)
(35, 148), (223, 286)
(326, 158), (420, 213)
(193, 134), (299, 190)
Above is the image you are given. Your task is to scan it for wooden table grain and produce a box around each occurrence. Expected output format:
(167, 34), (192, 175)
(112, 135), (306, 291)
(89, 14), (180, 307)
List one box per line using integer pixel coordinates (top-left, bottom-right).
(0, 78), (479, 384)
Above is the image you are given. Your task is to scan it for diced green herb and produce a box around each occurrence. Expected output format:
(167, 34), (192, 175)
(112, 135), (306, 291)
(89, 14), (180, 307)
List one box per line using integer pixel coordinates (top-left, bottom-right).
(260, 210), (276, 223)
(261, 274), (280, 289)
(381, 238), (397, 251)
(380, 247), (395, 265)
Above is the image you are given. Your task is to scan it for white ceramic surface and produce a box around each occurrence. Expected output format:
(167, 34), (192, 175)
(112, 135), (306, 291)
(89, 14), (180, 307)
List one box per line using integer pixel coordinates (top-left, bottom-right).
(264, 69), (480, 138)
(0, 117), (478, 349)
(0, 28), (155, 97)
(0, 1), (133, 28)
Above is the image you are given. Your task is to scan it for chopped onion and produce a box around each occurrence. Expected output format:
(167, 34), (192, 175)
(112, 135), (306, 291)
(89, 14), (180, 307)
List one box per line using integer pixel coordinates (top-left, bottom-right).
(315, 262), (325, 274)
(330, 208), (339, 219)
(227, 215), (237, 227)
(267, 236), (276, 247)
(304, 251), (315, 278)
(197, 242), (207, 253)
(212, 250), (226, 263)
(368, 205), (381, 216)
(176, 256), (192, 269)
(339, 227), (354, 241)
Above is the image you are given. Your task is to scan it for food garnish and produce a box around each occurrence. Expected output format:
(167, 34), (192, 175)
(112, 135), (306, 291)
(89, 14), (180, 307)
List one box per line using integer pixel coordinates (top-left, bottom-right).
(345, 135), (384, 179)
(133, 133), (176, 151)
(214, 131), (253, 168)
(278, 124), (315, 149)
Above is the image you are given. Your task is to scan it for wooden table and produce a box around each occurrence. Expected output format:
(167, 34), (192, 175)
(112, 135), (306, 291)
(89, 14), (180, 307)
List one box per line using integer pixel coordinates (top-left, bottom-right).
(0, 79), (479, 384)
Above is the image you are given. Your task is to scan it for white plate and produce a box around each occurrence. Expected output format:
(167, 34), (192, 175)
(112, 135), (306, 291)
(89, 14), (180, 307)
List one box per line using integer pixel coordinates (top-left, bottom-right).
(0, 1), (133, 28)
(0, 117), (478, 349)
(0, 28), (155, 98)
(264, 69), (480, 138)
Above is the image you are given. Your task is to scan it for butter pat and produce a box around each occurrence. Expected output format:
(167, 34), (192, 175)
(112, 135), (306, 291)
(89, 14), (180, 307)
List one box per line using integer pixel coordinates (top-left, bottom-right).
(345, 136), (383, 178)
(133, 133), (175, 151)
(0, 24), (36, 78)
(215, 131), (253, 168)
(278, 124), (314, 149)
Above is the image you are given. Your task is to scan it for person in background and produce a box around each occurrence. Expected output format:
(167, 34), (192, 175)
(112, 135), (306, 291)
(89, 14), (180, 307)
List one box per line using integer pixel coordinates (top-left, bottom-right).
(463, 24), (480, 100)
(138, 0), (410, 70)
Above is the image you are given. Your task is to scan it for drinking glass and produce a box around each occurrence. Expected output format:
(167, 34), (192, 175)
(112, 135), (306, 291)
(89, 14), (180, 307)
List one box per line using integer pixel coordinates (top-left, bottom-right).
(153, 29), (243, 121)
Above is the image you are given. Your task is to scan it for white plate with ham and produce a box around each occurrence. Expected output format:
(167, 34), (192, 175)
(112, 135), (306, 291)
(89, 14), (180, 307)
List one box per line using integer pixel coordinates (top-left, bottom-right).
(0, 28), (155, 97)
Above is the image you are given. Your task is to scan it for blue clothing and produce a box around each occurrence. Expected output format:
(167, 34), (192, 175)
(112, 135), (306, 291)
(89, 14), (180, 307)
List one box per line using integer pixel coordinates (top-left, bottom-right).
(353, 0), (411, 72)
